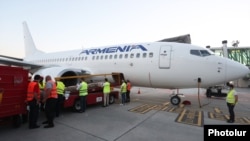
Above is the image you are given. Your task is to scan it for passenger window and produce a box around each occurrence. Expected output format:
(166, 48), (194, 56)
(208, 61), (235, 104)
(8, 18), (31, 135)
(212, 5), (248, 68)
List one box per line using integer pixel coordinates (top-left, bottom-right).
(92, 56), (95, 60)
(114, 54), (117, 59)
(130, 53), (134, 58)
(109, 55), (113, 59)
(125, 54), (128, 58)
(143, 53), (147, 58)
(136, 53), (140, 58)
(96, 56), (99, 60)
(105, 55), (108, 59)
(119, 54), (123, 59)
(149, 52), (153, 58)
(100, 55), (103, 60)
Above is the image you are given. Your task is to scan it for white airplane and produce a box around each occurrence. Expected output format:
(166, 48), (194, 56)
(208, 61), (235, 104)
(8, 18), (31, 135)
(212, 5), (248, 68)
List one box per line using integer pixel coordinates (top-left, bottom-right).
(1, 21), (249, 105)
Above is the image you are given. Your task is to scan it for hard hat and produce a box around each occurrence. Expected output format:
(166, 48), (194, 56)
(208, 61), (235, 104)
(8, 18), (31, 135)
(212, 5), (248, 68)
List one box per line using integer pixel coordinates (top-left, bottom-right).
(226, 81), (234, 87)
(229, 81), (234, 85)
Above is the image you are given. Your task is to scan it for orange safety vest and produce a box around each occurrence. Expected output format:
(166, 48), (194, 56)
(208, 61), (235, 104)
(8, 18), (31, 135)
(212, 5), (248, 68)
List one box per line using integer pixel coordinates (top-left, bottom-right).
(47, 80), (58, 99)
(127, 82), (131, 91)
(26, 81), (40, 101)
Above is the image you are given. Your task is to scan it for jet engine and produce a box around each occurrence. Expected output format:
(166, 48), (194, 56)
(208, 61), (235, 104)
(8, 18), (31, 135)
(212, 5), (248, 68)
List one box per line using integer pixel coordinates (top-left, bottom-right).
(31, 66), (90, 86)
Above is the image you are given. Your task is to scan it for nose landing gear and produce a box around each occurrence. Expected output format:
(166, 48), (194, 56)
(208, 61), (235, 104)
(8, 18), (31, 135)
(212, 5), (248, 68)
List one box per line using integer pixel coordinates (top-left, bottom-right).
(170, 93), (183, 105)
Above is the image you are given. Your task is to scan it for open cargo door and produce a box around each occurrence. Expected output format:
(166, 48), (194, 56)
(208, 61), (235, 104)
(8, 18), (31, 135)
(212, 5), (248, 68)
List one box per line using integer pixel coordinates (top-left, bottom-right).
(111, 72), (125, 86)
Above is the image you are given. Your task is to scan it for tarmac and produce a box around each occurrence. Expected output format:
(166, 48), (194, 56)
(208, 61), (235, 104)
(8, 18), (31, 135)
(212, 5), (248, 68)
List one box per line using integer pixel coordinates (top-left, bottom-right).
(0, 87), (249, 141)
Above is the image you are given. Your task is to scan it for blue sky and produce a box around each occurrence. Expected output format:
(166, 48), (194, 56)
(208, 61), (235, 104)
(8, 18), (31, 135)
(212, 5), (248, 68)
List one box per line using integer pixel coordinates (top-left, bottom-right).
(1, 0), (250, 58)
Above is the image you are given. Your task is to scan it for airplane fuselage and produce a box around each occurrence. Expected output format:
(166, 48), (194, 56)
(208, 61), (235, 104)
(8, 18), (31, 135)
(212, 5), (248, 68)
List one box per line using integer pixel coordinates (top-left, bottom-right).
(24, 42), (249, 89)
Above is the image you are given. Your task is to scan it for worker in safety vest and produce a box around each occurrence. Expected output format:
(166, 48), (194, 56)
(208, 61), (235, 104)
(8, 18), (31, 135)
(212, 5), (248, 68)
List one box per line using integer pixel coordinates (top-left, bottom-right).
(77, 78), (88, 113)
(120, 80), (127, 105)
(39, 76), (45, 111)
(26, 74), (41, 129)
(42, 75), (58, 128)
(226, 81), (238, 123)
(102, 78), (111, 107)
(55, 79), (65, 117)
(126, 80), (131, 103)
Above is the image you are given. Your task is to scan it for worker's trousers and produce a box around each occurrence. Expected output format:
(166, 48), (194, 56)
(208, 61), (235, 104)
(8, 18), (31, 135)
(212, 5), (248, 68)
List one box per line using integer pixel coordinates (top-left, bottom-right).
(45, 98), (57, 126)
(103, 93), (109, 106)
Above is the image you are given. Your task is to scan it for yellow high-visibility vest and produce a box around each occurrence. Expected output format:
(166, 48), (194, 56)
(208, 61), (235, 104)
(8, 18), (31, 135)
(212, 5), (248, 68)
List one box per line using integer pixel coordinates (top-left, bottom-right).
(79, 81), (88, 96)
(121, 82), (127, 93)
(103, 82), (111, 94)
(56, 81), (65, 95)
(226, 89), (236, 104)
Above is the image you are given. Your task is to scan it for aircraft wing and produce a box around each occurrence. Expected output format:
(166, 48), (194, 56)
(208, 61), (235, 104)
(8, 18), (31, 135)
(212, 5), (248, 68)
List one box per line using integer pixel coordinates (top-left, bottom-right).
(0, 56), (43, 71)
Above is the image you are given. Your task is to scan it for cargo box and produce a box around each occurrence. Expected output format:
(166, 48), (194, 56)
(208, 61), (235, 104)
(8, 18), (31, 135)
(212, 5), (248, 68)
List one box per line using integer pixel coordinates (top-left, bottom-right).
(0, 66), (28, 127)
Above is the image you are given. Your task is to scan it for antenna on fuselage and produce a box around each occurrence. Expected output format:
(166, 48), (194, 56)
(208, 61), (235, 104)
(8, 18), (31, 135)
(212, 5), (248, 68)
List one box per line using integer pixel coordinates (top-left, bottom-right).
(222, 40), (228, 58)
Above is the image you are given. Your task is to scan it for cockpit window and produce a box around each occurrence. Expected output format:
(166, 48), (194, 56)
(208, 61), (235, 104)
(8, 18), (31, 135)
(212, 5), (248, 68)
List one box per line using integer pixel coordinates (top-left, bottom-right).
(190, 49), (212, 57)
(190, 50), (201, 56)
(200, 50), (211, 56)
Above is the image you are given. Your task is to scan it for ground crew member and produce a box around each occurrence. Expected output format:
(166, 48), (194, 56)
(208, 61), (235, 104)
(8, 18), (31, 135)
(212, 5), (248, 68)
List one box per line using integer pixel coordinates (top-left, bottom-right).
(226, 81), (238, 123)
(55, 79), (65, 117)
(102, 78), (111, 107)
(77, 78), (88, 113)
(126, 80), (131, 103)
(42, 75), (58, 128)
(120, 80), (127, 105)
(39, 76), (45, 111)
(26, 74), (41, 129)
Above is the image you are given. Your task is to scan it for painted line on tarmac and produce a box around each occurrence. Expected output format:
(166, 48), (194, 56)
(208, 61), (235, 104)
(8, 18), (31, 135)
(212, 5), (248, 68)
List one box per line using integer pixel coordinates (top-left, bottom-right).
(242, 117), (250, 124)
(129, 102), (186, 114)
(128, 102), (171, 114)
(208, 108), (250, 124)
(208, 112), (227, 121)
(165, 104), (185, 113)
(175, 109), (203, 127)
(129, 102), (207, 127)
(214, 107), (223, 114)
(128, 104), (156, 114)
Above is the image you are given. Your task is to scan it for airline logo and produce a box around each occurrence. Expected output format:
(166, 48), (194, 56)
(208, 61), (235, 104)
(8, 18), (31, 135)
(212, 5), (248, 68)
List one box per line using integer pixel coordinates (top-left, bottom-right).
(80, 45), (147, 55)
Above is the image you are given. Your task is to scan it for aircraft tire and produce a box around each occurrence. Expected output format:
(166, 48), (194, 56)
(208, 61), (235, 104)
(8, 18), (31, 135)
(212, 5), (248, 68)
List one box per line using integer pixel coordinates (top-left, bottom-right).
(12, 115), (22, 128)
(73, 99), (81, 112)
(206, 89), (212, 98)
(170, 96), (181, 105)
(109, 95), (115, 104)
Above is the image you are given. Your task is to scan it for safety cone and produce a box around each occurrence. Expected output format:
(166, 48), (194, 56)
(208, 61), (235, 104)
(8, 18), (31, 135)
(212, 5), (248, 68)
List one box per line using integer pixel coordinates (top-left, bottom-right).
(137, 88), (140, 94)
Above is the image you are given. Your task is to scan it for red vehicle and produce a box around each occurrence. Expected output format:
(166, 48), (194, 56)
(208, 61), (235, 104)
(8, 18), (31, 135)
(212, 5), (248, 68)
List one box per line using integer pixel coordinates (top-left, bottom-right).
(0, 66), (29, 127)
(63, 83), (119, 112)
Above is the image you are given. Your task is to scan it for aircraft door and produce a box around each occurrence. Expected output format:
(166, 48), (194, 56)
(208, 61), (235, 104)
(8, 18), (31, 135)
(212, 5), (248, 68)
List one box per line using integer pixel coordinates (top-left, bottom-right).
(159, 46), (172, 69)
(112, 72), (124, 85)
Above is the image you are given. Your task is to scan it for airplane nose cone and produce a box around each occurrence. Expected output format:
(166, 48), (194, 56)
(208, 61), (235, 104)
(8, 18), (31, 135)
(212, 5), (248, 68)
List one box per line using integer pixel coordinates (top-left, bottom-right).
(226, 59), (250, 81)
